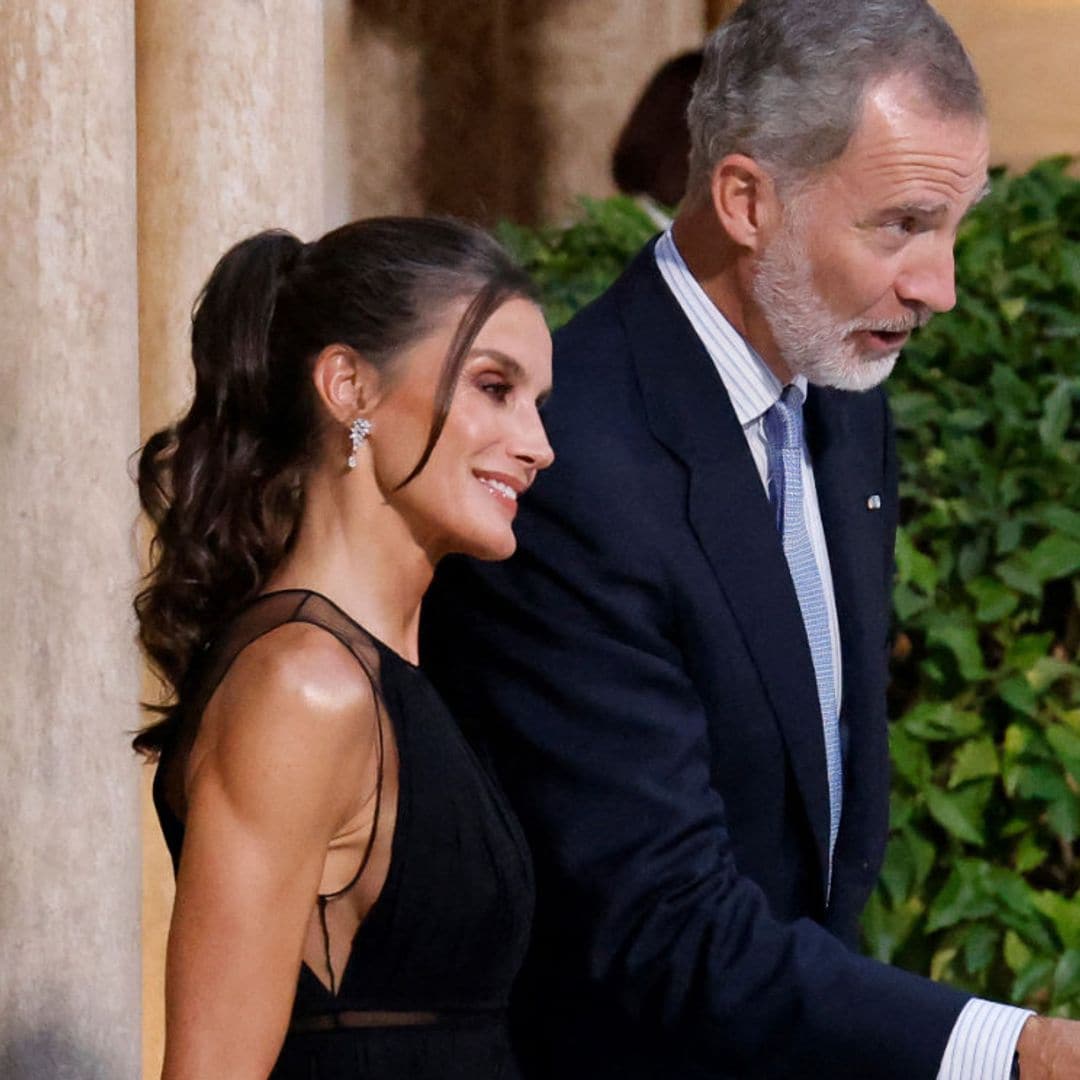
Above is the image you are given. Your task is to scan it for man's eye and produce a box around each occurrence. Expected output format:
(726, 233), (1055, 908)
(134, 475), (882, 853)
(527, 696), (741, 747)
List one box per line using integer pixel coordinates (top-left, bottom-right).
(885, 217), (918, 236)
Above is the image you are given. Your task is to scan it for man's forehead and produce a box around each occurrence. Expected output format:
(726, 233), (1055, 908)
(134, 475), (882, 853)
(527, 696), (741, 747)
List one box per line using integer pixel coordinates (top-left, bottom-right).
(820, 81), (990, 208)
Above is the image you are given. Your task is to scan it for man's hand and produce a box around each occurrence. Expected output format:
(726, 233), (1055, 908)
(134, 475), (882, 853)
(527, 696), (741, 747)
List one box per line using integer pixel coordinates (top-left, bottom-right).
(1017, 1015), (1080, 1078)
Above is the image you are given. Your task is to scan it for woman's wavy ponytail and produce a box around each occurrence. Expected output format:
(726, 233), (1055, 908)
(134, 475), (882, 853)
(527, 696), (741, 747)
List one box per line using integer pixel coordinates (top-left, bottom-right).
(134, 231), (315, 755)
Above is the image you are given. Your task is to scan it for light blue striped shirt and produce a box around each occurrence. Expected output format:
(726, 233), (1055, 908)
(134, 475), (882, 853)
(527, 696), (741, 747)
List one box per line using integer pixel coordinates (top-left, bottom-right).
(653, 230), (843, 716)
(652, 229), (1031, 1080)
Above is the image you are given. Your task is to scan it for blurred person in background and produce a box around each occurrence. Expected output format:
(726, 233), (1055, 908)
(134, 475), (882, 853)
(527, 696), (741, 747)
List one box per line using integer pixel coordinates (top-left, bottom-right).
(612, 49), (703, 227)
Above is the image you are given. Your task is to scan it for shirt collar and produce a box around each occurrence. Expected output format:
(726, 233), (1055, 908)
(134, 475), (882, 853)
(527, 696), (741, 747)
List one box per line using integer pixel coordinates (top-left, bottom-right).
(653, 228), (807, 428)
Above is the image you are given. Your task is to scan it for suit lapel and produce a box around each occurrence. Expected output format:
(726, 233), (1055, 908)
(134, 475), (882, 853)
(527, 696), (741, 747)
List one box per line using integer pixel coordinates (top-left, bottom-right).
(614, 248), (832, 891)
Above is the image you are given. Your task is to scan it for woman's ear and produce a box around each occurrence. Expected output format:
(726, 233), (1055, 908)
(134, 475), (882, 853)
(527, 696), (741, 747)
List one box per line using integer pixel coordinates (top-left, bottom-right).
(709, 153), (781, 253)
(310, 344), (381, 424)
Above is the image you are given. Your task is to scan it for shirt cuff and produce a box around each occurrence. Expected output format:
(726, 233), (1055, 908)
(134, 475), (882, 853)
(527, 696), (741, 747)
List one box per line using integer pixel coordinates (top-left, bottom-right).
(936, 997), (1033, 1080)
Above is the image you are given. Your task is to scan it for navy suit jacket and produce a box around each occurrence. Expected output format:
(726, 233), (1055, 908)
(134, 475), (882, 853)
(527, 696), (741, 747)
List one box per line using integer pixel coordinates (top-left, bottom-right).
(421, 242), (969, 1078)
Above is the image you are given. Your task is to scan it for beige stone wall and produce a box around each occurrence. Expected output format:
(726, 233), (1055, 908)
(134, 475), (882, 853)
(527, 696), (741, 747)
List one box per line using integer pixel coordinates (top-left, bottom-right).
(0, 2), (142, 1076)
(935, 0), (1080, 170)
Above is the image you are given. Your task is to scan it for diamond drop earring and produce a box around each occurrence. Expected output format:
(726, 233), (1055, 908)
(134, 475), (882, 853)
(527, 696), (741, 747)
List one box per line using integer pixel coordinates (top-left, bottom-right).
(347, 417), (372, 469)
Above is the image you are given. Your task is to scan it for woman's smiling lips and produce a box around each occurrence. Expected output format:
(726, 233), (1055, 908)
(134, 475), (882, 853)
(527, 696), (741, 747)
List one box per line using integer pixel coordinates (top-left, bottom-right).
(474, 470), (526, 512)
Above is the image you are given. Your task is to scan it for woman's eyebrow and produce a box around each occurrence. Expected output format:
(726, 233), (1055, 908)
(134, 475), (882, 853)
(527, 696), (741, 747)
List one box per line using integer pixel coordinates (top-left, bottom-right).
(469, 348), (525, 378)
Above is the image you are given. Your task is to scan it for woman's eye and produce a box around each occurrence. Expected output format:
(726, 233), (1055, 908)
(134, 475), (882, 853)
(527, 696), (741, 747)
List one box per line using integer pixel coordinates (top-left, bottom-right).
(480, 380), (513, 401)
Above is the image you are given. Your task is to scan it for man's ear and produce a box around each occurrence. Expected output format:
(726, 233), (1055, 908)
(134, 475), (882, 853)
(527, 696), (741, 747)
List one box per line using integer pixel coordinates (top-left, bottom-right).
(310, 344), (381, 425)
(709, 154), (781, 253)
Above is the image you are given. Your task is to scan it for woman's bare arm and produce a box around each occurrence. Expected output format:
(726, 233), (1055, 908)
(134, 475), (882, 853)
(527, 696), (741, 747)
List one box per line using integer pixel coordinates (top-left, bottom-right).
(161, 623), (376, 1080)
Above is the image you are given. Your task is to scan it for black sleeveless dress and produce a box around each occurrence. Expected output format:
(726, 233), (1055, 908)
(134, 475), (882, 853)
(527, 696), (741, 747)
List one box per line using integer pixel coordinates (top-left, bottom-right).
(153, 590), (534, 1078)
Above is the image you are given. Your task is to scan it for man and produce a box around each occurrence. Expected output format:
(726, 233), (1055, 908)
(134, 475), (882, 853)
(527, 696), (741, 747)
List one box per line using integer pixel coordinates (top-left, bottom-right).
(422, 2), (1080, 1076)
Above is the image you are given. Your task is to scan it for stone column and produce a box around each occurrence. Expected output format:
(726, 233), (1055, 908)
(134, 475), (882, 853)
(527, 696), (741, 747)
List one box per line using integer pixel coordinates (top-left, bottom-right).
(135, 4), (325, 1074)
(137, 0), (326, 434)
(0, 4), (141, 1079)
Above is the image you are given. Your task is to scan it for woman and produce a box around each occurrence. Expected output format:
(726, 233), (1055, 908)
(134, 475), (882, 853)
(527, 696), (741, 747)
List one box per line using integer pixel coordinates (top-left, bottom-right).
(134, 217), (554, 1079)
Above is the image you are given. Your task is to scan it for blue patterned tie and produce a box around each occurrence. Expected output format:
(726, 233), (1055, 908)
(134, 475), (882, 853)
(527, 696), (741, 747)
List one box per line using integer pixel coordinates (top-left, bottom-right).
(764, 386), (842, 883)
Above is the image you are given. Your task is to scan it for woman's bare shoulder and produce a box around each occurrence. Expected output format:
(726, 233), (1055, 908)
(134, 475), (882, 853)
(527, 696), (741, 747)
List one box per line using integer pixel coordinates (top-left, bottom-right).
(190, 621), (380, 817)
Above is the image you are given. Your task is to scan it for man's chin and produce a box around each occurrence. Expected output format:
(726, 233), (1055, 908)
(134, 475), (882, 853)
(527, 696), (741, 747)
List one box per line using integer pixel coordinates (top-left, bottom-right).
(805, 352), (898, 392)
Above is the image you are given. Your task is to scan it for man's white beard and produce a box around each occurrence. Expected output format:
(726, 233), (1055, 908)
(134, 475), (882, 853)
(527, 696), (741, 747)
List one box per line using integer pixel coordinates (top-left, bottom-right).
(750, 222), (924, 393)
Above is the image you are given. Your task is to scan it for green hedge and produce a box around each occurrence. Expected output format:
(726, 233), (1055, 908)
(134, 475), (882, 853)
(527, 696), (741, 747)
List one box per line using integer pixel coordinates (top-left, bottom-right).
(498, 158), (1080, 1013)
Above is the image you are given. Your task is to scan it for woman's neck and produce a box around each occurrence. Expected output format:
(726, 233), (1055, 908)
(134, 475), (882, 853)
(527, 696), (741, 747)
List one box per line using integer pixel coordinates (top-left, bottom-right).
(265, 471), (434, 664)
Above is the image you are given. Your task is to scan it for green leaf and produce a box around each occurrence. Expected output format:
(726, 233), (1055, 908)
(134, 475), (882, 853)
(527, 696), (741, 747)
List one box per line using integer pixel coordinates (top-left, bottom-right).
(925, 784), (990, 846)
(966, 576), (1020, 622)
(879, 827), (937, 906)
(1053, 950), (1080, 1007)
(1029, 656), (1078, 694)
(957, 539), (989, 582)
(1039, 380), (1075, 451)
(1014, 763), (1070, 802)
(949, 409), (990, 433)
(889, 790), (915, 830)
(1042, 506), (1080, 539)
(893, 582), (931, 620)
(879, 835), (916, 906)
(861, 890), (924, 964)
(890, 726), (932, 788)
(997, 518), (1024, 556)
(1028, 534), (1080, 583)
(926, 863), (996, 932)
(1048, 791), (1080, 844)
(1007, 633), (1056, 672)
(1001, 297), (1027, 322)
(902, 702), (984, 742)
(906, 828), (938, 893)
(950, 738), (1000, 787)
(1004, 928), (1033, 974)
(1033, 892), (1080, 950)
(895, 528), (939, 593)
(997, 554), (1045, 599)
(925, 620), (988, 681)
(963, 922), (1000, 975)
(1013, 956), (1055, 1004)
(1047, 723), (1080, 779)
(1014, 833), (1049, 874)
(930, 945), (959, 983)
(999, 676), (1040, 718)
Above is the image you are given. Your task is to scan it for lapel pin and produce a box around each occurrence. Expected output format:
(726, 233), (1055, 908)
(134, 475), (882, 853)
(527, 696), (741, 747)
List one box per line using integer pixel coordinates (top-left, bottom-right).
(866, 493), (882, 511)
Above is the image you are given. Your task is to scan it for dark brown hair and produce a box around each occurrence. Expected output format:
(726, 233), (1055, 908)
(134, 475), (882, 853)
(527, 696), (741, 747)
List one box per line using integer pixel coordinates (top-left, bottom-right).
(133, 217), (536, 756)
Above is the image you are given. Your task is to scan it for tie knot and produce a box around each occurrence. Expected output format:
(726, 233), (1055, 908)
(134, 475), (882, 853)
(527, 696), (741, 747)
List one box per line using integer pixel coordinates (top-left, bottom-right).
(765, 384), (804, 451)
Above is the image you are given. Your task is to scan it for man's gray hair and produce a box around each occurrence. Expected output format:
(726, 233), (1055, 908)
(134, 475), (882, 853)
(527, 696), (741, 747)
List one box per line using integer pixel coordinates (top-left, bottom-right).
(686, 0), (985, 196)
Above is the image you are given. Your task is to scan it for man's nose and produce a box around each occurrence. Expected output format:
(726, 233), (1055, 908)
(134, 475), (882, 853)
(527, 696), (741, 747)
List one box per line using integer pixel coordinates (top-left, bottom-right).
(896, 240), (957, 314)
